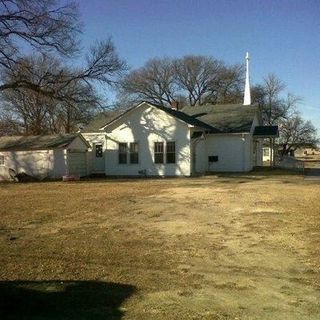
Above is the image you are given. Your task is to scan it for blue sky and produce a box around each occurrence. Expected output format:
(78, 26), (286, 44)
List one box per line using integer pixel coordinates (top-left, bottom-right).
(78, 0), (320, 131)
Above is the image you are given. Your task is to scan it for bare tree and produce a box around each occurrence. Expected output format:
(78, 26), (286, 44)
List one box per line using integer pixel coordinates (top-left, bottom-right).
(119, 55), (243, 108)
(1, 1), (80, 48)
(0, 0), (79, 77)
(0, 1), (127, 135)
(0, 1), (126, 104)
(173, 55), (223, 106)
(251, 74), (309, 163)
(214, 64), (244, 104)
(120, 58), (176, 106)
(1, 39), (126, 104)
(0, 111), (22, 135)
(278, 115), (318, 156)
(1, 54), (100, 134)
(252, 74), (287, 124)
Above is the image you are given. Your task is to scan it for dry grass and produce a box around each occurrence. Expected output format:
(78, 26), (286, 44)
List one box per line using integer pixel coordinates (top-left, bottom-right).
(0, 173), (319, 319)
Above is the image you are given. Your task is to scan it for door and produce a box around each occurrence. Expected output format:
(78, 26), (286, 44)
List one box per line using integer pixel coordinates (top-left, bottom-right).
(68, 152), (87, 176)
(93, 143), (105, 172)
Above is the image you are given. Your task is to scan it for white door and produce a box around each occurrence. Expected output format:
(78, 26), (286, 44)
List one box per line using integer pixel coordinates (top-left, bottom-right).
(93, 143), (105, 172)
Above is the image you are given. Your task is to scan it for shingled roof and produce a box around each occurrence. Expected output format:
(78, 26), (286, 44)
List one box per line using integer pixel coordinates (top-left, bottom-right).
(150, 103), (221, 132)
(0, 134), (84, 151)
(82, 111), (121, 133)
(95, 102), (260, 134)
(181, 104), (258, 133)
(100, 101), (221, 132)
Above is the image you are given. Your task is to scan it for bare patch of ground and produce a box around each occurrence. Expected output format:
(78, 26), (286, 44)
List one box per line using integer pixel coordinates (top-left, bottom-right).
(0, 173), (319, 319)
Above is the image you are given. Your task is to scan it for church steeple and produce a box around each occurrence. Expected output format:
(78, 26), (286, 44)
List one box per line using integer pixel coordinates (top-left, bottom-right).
(243, 52), (251, 105)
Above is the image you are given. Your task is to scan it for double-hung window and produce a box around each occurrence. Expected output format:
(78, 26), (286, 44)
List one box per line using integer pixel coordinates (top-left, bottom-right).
(130, 142), (139, 164)
(166, 142), (176, 164)
(118, 143), (127, 164)
(154, 142), (164, 164)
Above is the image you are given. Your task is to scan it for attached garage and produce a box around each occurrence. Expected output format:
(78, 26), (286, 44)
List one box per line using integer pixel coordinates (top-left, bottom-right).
(0, 134), (90, 181)
(67, 151), (87, 176)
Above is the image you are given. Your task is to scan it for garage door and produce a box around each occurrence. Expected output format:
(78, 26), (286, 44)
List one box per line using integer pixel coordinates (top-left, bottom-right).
(68, 152), (87, 176)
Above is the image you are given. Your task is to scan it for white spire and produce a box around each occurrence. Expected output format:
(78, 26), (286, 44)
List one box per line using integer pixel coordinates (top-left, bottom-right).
(243, 52), (251, 105)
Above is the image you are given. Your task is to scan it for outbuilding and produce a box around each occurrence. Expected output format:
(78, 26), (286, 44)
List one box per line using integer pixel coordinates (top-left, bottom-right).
(0, 134), (90, 181)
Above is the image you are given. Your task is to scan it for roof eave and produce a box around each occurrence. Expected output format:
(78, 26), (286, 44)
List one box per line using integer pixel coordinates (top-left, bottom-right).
(99, 101), (148, 130)
(253, 134), (279, 138)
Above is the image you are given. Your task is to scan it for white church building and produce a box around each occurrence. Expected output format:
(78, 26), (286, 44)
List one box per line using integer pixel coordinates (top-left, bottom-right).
(82, 53), (278, 177)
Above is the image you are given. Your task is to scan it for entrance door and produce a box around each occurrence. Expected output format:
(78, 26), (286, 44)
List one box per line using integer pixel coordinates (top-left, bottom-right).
(93, 143), (105, 172)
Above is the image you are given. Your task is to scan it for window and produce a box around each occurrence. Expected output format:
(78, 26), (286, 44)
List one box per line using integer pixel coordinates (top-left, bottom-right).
(118, 143), (127, 164)
(95, 144), (103, 158)
(166, 142), (176, 163)
(0, 155), (4, 166)
(263, 148), (270, 157)
(154, 142), (164, 164)
(208, 156), (218, 162)
(130, 142), (139, 164)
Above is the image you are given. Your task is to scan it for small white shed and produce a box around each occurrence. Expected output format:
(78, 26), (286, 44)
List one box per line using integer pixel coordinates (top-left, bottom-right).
(0, 134), (90, 181)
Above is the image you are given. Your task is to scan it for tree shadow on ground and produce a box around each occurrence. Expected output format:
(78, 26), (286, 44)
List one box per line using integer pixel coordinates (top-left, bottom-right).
(0, 280), (135, 320)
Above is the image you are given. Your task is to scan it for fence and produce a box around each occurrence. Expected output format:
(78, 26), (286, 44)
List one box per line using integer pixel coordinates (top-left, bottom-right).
(275, 155), (305, 172)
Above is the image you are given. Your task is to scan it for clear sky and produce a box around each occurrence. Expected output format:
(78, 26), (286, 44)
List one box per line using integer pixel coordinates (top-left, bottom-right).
(77, 0), (320, 132)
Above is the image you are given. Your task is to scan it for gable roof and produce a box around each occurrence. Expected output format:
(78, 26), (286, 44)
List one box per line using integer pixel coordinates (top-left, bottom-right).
(181, 104), (258, 133)
(0, 134), (88, 151)
(82, 111), (121, 133)
(150, 102), (221, 132)
(100, 101), (221, 133)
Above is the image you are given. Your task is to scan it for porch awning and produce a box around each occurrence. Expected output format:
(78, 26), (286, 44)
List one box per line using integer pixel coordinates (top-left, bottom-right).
(253, 126), (279, 138)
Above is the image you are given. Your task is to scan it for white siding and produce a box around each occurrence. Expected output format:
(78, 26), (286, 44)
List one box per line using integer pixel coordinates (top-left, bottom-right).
(53, 149), (68, 178)
(67, 136), (89, 151)
(82, 133), (106, 174)
(193, 138), (207, 174)
(104, 103), (191, 176)
(195, 134), (253, 173)
(65, 136), (89, 176)
(0, 150), (54, 180)
(251, 114), (264, 166)
(0, 136), (89, 180)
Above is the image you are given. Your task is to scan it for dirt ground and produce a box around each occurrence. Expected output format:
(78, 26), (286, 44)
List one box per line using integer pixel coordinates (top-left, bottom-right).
(0, 172), (319, 319)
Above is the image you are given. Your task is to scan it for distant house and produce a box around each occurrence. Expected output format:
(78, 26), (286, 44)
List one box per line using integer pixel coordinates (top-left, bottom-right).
(294, 146), (320, 158)
(0, 134), (90, 180)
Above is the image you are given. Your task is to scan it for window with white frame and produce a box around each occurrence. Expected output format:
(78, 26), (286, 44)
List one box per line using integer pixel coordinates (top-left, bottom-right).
(130, 142), (139, 164)
(166, 141), (176, 163)
(118, 143), (127, 164)
(154, 142), (164, 164)
(0, 155), (4, 166)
